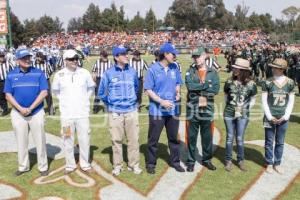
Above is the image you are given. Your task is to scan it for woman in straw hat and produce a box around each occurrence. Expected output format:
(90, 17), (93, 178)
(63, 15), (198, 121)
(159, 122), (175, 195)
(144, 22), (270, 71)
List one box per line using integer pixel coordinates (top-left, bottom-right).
(223, 58), (257, 172)
(262, 58), (295, 174)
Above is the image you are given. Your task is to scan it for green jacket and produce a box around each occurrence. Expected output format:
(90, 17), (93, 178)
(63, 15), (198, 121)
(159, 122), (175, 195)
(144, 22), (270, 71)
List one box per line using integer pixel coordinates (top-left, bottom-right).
(185, 64), (220, 119)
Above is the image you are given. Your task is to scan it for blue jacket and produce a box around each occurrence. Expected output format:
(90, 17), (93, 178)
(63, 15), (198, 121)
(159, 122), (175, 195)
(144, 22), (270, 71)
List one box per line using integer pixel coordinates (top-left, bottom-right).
(98, 64), (139, 113)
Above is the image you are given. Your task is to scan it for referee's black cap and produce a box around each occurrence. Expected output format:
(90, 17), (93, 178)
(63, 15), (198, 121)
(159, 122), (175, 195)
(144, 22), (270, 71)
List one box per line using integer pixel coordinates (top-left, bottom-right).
(66, 44), (75, 50)
(153, 49), (160, 56)
(100, 50), (108, 57)
(133, 50), (141, 55)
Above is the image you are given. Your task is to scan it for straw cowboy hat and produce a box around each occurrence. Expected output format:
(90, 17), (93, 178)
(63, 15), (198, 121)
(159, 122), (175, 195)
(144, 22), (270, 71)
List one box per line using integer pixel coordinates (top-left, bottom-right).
(232, 58), (251, 71)
(269, 58), (288, 70)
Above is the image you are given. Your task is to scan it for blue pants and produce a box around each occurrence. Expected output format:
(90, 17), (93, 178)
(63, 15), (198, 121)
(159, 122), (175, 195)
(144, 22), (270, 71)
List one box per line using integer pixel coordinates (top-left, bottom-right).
(224, 117), (249, 163)
(264, 121), (288, 166)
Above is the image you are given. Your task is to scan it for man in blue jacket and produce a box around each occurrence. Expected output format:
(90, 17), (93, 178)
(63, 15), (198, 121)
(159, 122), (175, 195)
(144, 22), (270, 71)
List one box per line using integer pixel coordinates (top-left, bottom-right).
(98, 45), (142, 176)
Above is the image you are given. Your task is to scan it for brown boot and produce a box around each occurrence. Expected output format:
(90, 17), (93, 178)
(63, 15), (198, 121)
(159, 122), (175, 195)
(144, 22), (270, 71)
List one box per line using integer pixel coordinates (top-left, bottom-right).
(238, 161), (247, 172)
(225, 161), (233, 172)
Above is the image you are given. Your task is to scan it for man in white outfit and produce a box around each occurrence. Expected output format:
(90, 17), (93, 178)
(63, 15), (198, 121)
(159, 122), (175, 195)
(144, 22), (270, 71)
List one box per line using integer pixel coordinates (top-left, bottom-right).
(52, 49), (95, 174)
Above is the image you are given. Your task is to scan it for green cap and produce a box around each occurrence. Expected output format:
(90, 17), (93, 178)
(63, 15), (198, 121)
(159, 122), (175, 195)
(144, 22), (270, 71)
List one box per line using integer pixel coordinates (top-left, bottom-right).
(192, 47), (205, 56)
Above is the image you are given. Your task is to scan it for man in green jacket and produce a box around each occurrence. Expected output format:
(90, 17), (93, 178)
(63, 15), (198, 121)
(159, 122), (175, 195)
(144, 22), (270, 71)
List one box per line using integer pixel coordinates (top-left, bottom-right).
(185, 47), (220, 172)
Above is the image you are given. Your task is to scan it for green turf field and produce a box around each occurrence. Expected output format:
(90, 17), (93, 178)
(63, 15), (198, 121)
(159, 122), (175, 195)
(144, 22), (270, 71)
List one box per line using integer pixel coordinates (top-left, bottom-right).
(0, 54), (299, 199)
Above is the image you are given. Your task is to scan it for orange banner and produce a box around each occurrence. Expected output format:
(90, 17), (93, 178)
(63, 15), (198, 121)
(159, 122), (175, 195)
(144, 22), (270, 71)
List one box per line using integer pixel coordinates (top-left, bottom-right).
(0, 0), (7, 34)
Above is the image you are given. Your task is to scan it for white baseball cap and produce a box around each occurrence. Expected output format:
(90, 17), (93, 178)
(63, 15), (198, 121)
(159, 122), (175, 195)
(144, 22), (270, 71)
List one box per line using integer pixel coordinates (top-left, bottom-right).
(63, 49), (78, 60)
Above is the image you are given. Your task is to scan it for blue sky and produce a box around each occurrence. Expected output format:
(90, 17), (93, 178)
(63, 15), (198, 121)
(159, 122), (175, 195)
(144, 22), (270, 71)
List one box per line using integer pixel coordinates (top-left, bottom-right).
(10, 0), (300, 28)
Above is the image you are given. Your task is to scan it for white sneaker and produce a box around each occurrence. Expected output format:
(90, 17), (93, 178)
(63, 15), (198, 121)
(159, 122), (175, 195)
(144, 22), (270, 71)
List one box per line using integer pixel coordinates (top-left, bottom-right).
(127, 165), (142, 175)
(112, 166), (123, 176)
(273, 165), (284, 174)
(266, 165), (274, 174)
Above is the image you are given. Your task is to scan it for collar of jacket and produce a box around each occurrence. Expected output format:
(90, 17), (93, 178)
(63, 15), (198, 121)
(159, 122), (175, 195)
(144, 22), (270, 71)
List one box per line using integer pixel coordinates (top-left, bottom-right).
(191, 63), (213, 72)
(114, 63), (129, 71)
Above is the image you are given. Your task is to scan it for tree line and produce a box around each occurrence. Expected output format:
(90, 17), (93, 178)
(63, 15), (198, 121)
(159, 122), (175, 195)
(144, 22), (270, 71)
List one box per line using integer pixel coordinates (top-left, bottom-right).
(10, 0), (300, 47)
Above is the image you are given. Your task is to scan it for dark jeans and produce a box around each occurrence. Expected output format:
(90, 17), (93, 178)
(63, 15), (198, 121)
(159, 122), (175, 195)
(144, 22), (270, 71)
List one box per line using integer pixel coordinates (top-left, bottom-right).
(146, 115), (180, 169)
(0, 81), (8, 112)
(224, 117), (249, 163)
(265, 121), (288, 166)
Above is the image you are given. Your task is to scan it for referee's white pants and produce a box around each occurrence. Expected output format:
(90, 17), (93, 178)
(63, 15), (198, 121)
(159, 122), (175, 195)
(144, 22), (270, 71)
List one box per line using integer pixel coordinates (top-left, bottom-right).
(11, 109), (48, 172)
(61, 118), (91, 171)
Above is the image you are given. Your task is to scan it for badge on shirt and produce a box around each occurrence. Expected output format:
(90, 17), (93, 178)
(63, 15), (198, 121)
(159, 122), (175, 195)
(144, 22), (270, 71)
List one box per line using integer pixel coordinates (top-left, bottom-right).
(171, 71), (176, 79)
(199, 96), (208, 107)
(112, 77), (119, 83)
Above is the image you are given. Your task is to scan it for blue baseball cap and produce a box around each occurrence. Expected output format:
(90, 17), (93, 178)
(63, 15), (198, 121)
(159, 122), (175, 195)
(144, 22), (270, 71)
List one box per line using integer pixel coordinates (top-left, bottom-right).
(16, 49), (32, 59)
(112, 45), (127, 57)
(159, 42), (179, 55)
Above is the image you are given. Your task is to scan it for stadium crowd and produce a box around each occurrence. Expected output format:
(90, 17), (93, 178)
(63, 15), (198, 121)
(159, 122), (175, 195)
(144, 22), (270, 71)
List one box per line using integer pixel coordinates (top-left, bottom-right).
(31, 29), (269, 50)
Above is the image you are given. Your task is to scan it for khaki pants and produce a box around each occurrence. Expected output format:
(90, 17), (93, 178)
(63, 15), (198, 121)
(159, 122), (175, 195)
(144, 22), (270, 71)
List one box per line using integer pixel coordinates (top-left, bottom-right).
(11, 109), (48, 172)
(108, 110), (140, 168)
(61, 118), (91, 171)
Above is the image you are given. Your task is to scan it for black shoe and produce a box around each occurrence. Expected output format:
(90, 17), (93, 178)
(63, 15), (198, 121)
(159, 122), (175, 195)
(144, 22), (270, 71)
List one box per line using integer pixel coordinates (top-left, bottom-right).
(49, 107), (55, 115)
(202, 162), (217, 171)
(40, 170), (49, 176)
(171, 165), (185, 172)
(186, 165), (194, 172)
(14, 170), (28, 177)
(146, 167), (155, 174)
(0, 109), (9, 116)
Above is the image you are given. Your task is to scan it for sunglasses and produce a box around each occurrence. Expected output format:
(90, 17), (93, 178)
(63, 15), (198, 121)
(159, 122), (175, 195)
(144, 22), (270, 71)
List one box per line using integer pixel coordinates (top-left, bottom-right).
(66, 57), (79, 62)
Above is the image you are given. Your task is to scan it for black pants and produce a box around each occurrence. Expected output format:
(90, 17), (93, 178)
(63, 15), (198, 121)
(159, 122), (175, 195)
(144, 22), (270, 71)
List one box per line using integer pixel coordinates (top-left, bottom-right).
(146, 115), (180, 169)
(0, 81), (8, 112)
(46, 79), (54, 113)
(93, 77), (101, 113)
(137, 78), (143, 107)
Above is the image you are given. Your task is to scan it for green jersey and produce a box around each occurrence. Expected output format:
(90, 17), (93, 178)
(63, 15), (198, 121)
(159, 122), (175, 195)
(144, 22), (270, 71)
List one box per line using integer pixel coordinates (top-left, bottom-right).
(262, 77), (295, 119)
(224, 78), (257, 118)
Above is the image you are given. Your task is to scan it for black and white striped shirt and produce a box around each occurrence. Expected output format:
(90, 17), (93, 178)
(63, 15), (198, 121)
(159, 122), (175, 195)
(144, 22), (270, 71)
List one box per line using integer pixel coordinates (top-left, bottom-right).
(0, 61), (14, 81)
(92, 59), (112, 78)
(33, 62), (54, 79)
(205, 57), (221, 71)
(173, 61), (182, 73)
(129, 58), (148, 79)
(190, 57), (221, 71)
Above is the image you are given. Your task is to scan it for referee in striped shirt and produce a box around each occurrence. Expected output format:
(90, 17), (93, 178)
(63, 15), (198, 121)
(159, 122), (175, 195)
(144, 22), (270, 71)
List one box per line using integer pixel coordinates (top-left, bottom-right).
(33, 52), (55, 115)
(129, 50), (148, 111)
(0, 51), (13, 116)
(92, 50), (112, 113)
